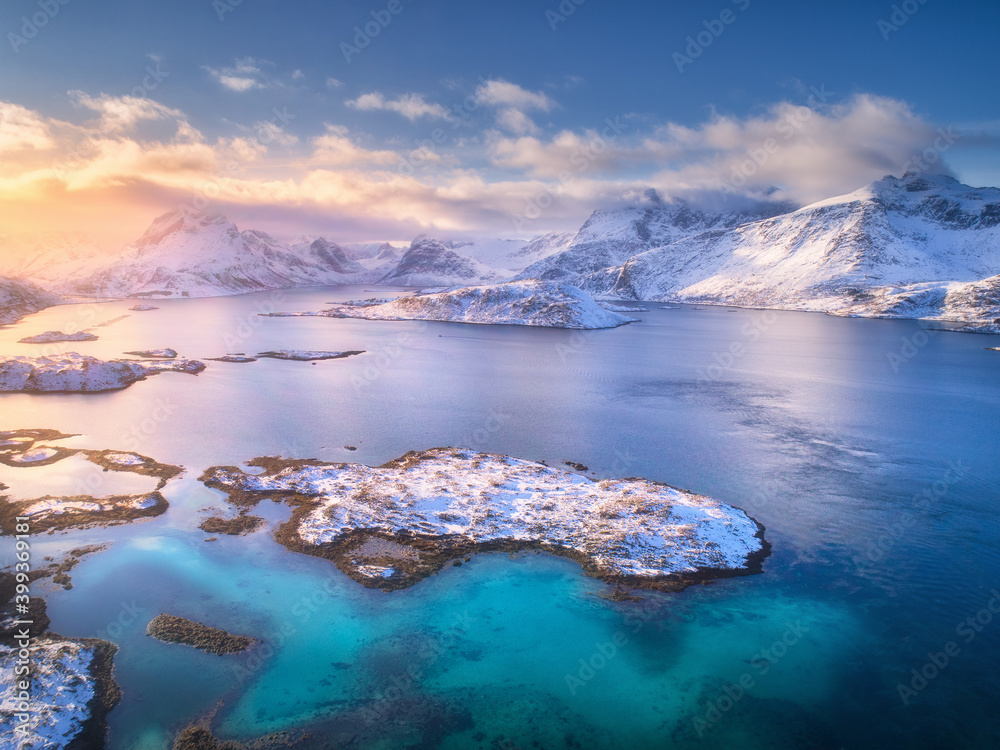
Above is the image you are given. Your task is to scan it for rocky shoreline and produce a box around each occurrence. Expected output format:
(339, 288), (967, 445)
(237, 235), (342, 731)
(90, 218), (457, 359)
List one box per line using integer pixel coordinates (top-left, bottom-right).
(0, 430), (182, 533)
(202, 449), (769, 593)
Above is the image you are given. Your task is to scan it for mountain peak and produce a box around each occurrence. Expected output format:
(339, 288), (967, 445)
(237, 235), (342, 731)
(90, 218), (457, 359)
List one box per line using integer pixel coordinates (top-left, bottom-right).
(135, 209), (233, 250)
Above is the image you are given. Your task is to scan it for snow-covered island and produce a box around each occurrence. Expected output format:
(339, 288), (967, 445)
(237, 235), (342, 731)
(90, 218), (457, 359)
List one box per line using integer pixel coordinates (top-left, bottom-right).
(0, 638), (119, 750)
(265, 280), (638, 330)
(256, 350), (365, 361)
(0, 353), (205, 392)
(201, 448), (768, 591)
(18, 331), (99, 344)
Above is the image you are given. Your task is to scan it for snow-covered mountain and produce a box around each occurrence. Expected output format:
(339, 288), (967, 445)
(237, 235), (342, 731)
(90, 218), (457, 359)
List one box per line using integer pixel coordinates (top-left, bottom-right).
(377, 236), (504, 287)
(516, 189), (796, 284)
(62, 211), (376, 298)
(0, 232), (108, 291)
(288, 237), (369, 276)
(578, 174), (1000, 331)
(0, 278), (61, 326)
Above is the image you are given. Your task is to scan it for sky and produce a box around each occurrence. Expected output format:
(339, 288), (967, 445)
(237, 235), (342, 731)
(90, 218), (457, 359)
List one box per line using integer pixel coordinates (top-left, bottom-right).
(1, 0), (999, 248)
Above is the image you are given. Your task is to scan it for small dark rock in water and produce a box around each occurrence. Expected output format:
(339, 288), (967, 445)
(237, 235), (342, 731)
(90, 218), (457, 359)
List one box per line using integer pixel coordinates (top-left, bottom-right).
(129, 304), (159, 312)
(204, 537), (217, 542)
(147, 614), (257, 654)
(124, 348), (178, 359)
(565, 461), (588, 471)
(199, 515), (264, 536)
(344, 445), (358, 451)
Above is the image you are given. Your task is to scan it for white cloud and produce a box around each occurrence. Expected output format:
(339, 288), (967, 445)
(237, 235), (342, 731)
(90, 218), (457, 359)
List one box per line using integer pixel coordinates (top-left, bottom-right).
(0, 102), (55, 153)
(488, 94), (946, 205)
(203, 57), (279, 92)
(473, 79), (556, 135)
(495, 108), (541, 136)
(68, 91), (186, 135)
(474, 79), (556, 111)
(326, 77), (344, 88)
(309, 124), (400, 166)
(346, 92), (450, 122)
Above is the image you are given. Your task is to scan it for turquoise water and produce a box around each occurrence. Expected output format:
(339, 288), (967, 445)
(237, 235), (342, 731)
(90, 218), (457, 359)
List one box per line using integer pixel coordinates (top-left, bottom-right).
(2, 287), (1000, 748)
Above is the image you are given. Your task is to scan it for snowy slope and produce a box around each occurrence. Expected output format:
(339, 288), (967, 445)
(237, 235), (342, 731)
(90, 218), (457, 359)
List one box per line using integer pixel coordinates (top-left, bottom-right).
(0, 277), (61, 325)
(377, 236), (504, 287)
(0, 233), (108, 292)
(517, 189), (795, 284)
(63, 211), (375, 298)
(579, 174), (1000, 328)
(275, 280), (637, 329)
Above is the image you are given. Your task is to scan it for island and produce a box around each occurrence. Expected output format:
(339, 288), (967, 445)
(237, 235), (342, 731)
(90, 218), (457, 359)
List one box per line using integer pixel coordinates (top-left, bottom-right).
(18, 331), (99, 344)
(0, 574), (120, 750)
(256, 350), (365, 361)
(201, 448), (768, 591)
(0, 430), (182, 533)
(262, 280), (639, 330)
(122, 348), (178, 359)
(0, 353), (206, 392)
(146, 614), (257, 655)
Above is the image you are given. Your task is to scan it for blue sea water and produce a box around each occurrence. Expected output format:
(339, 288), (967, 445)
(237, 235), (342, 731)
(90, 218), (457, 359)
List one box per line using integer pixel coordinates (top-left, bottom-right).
(1, 287), (999, 748)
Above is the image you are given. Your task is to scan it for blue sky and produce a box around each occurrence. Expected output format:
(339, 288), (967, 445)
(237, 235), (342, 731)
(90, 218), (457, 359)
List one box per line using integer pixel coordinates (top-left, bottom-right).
(1, 0), (998, 244)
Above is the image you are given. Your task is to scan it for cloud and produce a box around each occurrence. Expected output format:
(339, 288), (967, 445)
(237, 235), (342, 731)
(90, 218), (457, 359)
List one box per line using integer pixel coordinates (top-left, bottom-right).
(0, 103), (55, 153)
(326, 77), (344, 88)
(474, 79), (556, 111)
(346, 92), (450, 122)
(487, 94), (947, 205)
(0, 90), (975, 248)
(203, 57), (281, 92)
(309, 124), (400, 166)
(473, 78), (556, 136)
(68, 91), (185, 135)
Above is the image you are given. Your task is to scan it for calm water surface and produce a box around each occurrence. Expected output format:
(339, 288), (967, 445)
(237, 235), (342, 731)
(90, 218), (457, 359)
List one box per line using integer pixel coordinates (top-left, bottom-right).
(1, 286), (999, 749)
